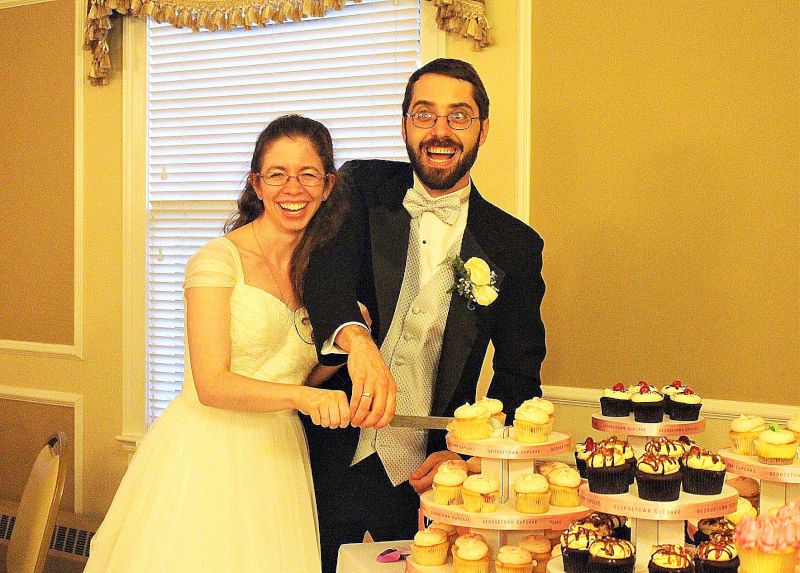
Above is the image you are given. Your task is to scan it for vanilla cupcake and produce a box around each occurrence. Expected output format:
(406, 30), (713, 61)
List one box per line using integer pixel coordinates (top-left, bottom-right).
(537, 460), (569, 478)
(519, 535), (552, 573)
(476, 396), (506, 425)
(495, 545), (534, 573)
(547, 466), (582, 507)
(728, 415), (767, 455)
(450, 402), (493, 440)
(411, 528), (449, 566)
(428, 521), (458, 545)
(462, 474), (500, 513)
(452, 532), (485, 557)
(453, 537), (490, 573)
(433, 460), (468, 505)
(522, 397), (555, 421)
(513, 403), (553, 443)
(786, 412), (800, 443)
(754, 424), (798, 465)
(514, 473), (550, 514)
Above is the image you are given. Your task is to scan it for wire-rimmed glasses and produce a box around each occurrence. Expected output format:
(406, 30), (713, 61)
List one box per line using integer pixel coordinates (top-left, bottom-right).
(257, 171), (329, 187)
(406, 110), (480, 130)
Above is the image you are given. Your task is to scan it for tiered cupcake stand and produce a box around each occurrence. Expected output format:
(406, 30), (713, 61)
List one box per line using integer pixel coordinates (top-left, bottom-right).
(406, 430), (590, 572)
(718, 448), (800, 513)
(546, 414), (739, 573)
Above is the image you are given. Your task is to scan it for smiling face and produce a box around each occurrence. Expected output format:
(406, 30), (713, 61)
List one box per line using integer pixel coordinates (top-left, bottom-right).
(402, 73), (489, 197)
(251, 136), (332, 237)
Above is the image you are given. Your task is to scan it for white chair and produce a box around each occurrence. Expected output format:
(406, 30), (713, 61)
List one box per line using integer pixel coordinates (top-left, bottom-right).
(5, 433), (67, 573)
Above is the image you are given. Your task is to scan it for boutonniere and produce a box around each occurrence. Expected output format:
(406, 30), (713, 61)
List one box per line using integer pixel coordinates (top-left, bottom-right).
(448, 255), (499, 309)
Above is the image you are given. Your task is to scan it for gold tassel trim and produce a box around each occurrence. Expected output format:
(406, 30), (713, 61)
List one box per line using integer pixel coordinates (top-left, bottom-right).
(424, 0), (491, 50)
(84, 0), (362, 86)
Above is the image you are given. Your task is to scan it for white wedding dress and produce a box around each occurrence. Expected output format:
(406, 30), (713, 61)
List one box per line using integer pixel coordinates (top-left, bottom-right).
(85, 237), (321, 572)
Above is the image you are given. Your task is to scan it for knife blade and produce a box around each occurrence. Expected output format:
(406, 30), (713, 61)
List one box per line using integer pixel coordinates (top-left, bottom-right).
(389, 415), (454, 430)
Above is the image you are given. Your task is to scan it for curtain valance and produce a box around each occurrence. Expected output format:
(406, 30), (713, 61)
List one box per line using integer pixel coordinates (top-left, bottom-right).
(83, 0), (491, 86)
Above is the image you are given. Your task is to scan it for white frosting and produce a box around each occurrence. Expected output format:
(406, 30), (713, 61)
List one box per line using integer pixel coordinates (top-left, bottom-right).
(603, 388), (631, 399)
(631, 391), (663, 403)
(671, 391), (702, 404)
(413, 528), (447, 547)
(514, 473), (549, 494)
(475, 397), (503, 415)
(547, 466), (581, 488)
(729, 415), (767, 433)
(515, 404), (550, 424)
(456, 538), (489, 560)
(463, 474), (500, 494)
(433, 461), (468, 486)
(496, 546), (533, 565)
(522, 397), (555, 415)
(757, 427), (796, 445)
(454, 402), (490, 420)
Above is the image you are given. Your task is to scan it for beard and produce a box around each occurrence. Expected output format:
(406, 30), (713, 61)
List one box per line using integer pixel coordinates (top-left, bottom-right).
(406, 136), (480, 191)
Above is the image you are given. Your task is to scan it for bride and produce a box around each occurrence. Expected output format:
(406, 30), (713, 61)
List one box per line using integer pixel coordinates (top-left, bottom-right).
(85, 115), (352, 572)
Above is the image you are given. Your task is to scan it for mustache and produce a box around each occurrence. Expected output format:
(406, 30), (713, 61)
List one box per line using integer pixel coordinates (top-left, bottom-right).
(420, 138), (463, 152)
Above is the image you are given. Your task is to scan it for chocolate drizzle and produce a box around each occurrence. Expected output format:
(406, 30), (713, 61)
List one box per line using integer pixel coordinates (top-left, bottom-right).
(697, 535), (736, 560)
(650, 544), (691, 567)
(589, 537), (634, 559)
(644, 437), (681, 456)
(637, 452), (679, 474)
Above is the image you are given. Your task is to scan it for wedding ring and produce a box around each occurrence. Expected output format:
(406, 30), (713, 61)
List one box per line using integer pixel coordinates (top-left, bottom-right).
(362, 392), (372, 398)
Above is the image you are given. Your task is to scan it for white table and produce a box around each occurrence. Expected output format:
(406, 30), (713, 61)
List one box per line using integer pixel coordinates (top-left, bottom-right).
(336, 541), (412, 573)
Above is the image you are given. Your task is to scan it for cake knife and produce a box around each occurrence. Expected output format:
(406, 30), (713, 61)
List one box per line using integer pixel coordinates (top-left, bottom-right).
(389, 415), (453, 430)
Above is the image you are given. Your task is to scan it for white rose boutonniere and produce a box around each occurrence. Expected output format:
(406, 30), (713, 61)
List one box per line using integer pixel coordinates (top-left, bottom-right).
(449, 256), (499, 309)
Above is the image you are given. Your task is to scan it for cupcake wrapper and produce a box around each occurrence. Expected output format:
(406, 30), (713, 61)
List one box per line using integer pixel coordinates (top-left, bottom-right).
(587, 555), (636, 573)
(451, 418), (493, 440)
(574, 454), (588, 479)
(693, 556), (740, 573)
(453, 553), (490, 573)
(728, 431), (759, 456)
(412, 541), (450, 566)
(600, 397), (632, 417)
(636, 471), (682, 501)
(682, 466), (725, 495)
(433, 483), (463, 505)
(586, 464), (631, 494)
(515, 491), (550, 514)
(462, 488), (499, 513)
(549, 484), (580, 507)
(663, 395), (673, 416)
(625, 459), (636, 485)
(738, 547), (797, 573)
(513, 419), (554, 443)
(632, 400), (665, 423)
(669, 402), (702, 421)
(495, 561), (534, 573)
(562, 548), (591, 573)
(757, 455), (797, 465)
(648, 564), (692, 573)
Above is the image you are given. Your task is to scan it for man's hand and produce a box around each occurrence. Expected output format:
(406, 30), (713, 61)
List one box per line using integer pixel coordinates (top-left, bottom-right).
(408, 451), (465, 494)
(335, 325), (396, 428)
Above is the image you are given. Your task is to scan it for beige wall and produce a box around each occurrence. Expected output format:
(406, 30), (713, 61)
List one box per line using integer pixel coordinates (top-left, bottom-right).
(531, 1), (800, 404)
(0, 0), (74, 344)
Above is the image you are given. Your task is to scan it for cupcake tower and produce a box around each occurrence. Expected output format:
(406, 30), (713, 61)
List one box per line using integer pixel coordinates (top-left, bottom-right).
(410, 397), (590, 572)
(718, 413), (800, 514)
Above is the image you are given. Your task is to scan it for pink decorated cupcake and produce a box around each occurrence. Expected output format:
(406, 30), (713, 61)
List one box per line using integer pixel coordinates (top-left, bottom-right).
(734, 514), (799, 573)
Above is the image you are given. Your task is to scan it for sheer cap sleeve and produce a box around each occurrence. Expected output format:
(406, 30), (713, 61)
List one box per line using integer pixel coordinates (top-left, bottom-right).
(183, 237), (240, 289)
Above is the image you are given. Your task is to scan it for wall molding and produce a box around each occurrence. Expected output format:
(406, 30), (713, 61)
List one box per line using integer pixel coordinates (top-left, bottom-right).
(0, 0), (54, 8)
(514, 0), (532, 224)
(0, 385), (84, 513)
(542, 385), (800, 424)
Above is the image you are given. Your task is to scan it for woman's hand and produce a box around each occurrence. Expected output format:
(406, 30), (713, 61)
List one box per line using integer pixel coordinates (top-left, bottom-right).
(295, 386), (351, 428)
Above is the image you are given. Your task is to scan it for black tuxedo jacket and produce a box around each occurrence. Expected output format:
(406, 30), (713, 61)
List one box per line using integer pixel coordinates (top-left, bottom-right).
(302, 160), (546, 480)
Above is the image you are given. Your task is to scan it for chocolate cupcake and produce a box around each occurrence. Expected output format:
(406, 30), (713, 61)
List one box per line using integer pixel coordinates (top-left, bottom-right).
(599, 436), (636, 485)
(600, 383), (632, 417)
(586, 447), (630, 494)
(561, 525), (601, 573)
(631, 386), (666, 423)
(669, 388), (703, 421)
(648, 544), (693, 573)
(682, 447), (726, 495)
(660, 380), (688, 417)
(574, 436), (597, 479)
(694, 535), (740, 572)
(587, 538), (636, 573)
(693, 517), (735, 546)
(573, 513), (614, 538)
(635, 453), (682, 502)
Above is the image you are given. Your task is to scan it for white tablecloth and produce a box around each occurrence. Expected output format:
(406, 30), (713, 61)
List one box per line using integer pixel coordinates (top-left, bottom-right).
(336, 541), (411, 573)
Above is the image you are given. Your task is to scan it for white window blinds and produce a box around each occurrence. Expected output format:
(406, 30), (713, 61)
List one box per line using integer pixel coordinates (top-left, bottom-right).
(146, 0), (421, 423)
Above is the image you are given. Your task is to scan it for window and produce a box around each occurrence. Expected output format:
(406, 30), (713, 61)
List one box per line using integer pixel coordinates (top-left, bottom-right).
(141, 0), (423, 424)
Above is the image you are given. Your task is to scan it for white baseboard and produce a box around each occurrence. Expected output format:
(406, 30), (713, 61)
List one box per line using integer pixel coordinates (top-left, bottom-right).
(542, 385), (799, 424)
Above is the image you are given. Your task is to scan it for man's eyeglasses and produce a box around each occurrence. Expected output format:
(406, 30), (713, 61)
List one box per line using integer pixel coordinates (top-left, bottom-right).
(406, 110), (480, 131)
(257, 172), (328, 187)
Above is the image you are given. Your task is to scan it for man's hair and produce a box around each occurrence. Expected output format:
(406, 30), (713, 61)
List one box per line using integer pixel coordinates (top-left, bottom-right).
(401, 58), (490, 119)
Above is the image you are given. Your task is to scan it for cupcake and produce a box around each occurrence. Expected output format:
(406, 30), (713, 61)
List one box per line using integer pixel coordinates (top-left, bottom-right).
(410, 527), (450, 566)
(661, 380), (688, 416)
(560, 525), (601, 573)
(682, 446), (726, 495)
(574, 436), (597, 478)
(513, 403), (553, 443)
(648, 544), (693, 573)
(674, 435), (700, 459)
(725, 497), (757, 525)
(635, 453), (682, 502)
(452, 533), (485, 558)
(694, 517), (735, 545)
(600, 436), (636, 484)
(432, 460), (468, 505)
(449, 402), (493, 440)
(518, 535), (552, 573)
(602, 513), (631, 541)
(787, 413), (800, 443)
(754, 424), (799, 465)
(728, 414), (767, 455)
(734, 514), (799, 573)
(694, 535), (740, 572)
(631, 386), (666, 423)
(628, 380), (652, 395)
(585, 447), (630, 495)
(514, 473), (550, 514)
(461, 474), (500, 513)
(522, 397), (555, 421)
(547, 466), (582, 507)
(644, 437), (683, 458)
(453, 537), (490, 573)
(669, 388), (703, 421)
(495, 545), (534, 573)
(537, 461), (569, 478)
(587, 538), (636, 573)
(475, 396), (506, 425)
(428, 521), (458, 545)
(573, 513), (614, 538)
(600, 383), (632, 417)
(465, 456), (482, 474)
(725, 476), (760, 513)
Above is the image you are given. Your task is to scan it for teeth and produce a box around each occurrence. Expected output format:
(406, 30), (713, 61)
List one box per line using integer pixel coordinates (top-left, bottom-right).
(279, 202), (307, 212)
(428, 146), (456, 155)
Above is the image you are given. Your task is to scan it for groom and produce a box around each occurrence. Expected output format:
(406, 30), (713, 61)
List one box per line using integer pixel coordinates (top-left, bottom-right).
(302, 58), (547, 573)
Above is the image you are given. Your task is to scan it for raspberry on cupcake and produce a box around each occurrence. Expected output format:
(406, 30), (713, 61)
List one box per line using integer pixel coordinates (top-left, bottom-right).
(600, 383), (632, 417)
(574, 436), (597, 478)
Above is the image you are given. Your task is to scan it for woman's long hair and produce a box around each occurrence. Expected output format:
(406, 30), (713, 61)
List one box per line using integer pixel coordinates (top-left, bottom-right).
(225, 115), (347, 300)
